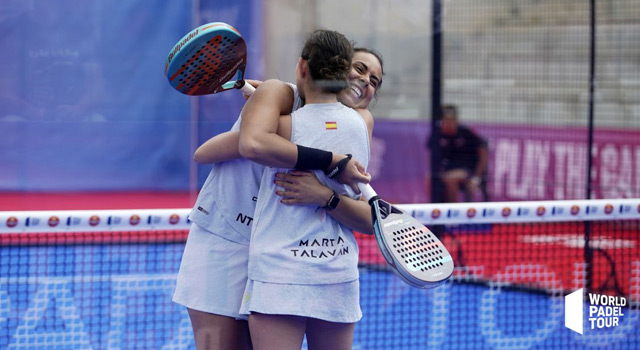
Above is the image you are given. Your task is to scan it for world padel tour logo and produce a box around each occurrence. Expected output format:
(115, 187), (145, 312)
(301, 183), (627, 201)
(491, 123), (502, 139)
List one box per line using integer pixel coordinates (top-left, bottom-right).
(536, 206), (546, 216)
(431, 209), (441, 219)
(565, 288), (626, 334)
(502, 207), (511, 217)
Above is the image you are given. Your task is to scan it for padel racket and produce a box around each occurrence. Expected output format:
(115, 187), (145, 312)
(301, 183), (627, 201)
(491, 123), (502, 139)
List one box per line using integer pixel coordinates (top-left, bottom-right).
(358, 183), (454, 288)
(165, 22), (255, 96)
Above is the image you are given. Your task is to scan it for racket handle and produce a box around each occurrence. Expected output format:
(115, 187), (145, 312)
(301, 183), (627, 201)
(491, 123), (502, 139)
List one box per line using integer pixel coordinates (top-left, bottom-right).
(358, 183), (378, 201)
(240, 81), (256, 95)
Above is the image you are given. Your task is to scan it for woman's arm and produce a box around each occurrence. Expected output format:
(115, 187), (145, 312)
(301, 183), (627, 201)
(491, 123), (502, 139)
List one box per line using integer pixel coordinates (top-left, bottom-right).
(192, 79), (294, 164)
(194, 80), (371, 191)
(274, 107), (377, 234)
(193, 130), (241, 163)
(238, 79), (299, 166)
(192, 111), (291, 164)
(239, 80), (371, 190)
(274, 170), (373, 234)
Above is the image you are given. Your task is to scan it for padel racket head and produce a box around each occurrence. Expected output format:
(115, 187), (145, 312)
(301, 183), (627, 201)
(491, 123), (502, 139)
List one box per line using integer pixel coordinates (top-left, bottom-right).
(165, 22), (248, 96)
(370, 198), (454, 288)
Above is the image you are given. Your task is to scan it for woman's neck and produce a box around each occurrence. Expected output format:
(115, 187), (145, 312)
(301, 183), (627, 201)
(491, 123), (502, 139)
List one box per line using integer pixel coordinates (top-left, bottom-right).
(302, 79), (339, 104)
(305, 92), (339, 104)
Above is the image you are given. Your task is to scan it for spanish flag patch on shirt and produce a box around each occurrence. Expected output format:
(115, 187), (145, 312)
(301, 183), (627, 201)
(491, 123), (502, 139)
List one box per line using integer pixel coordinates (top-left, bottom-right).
(325, 121), (337, 130)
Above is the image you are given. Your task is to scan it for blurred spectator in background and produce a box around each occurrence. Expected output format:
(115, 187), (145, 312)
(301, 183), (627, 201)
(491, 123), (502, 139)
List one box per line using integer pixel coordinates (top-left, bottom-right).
(428, 104), (488, 202)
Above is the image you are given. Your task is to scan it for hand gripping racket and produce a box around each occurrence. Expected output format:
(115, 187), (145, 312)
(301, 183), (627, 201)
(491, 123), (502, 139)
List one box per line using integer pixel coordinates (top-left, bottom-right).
(165, 22), (255, 96)
(358, 183), (454, 288)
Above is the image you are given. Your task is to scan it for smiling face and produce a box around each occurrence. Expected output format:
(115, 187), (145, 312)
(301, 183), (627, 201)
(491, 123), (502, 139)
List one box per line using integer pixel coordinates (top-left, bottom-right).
(339, 51), (383, 109)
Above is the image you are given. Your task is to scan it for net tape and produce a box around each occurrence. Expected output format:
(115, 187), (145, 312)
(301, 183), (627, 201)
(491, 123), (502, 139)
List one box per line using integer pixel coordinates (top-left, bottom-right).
(1, 198), (639, 233)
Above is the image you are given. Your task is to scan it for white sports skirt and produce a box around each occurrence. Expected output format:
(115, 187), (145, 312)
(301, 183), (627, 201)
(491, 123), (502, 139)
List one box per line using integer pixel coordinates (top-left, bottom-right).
(173, 223), (249, 320)
(239, 278), (362, 323)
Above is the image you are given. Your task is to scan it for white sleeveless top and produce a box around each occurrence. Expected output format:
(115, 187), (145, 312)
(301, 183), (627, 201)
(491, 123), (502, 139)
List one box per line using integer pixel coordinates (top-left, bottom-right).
(248, 102), (370, 284)
(188, 84), (303, 244)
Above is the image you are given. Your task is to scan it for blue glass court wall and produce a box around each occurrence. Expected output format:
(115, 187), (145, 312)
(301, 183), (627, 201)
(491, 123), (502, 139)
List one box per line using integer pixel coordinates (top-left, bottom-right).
(0, 0), (262, 192)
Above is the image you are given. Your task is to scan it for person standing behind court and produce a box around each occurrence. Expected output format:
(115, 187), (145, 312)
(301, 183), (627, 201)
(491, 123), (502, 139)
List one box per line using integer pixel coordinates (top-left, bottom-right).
(428, 104), (488, 202)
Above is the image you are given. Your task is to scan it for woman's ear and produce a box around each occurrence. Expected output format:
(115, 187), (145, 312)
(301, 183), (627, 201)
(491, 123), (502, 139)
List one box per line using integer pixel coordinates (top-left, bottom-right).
(296, 57), (308, 78)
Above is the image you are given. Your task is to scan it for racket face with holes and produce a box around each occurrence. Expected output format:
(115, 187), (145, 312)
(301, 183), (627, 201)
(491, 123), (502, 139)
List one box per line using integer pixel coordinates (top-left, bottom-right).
(165, 22), (248, 96)
(370, 198), (454, 288)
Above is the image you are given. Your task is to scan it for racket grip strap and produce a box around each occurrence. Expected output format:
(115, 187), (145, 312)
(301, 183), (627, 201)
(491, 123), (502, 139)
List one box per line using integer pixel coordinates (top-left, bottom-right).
(325, 154), (352, 179)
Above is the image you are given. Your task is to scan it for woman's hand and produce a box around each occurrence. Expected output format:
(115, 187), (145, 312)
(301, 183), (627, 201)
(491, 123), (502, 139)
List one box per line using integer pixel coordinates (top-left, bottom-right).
(275, 170), (374, 234)
(242, 79), (263, 100)
(334, 158), (371, 194)
(274, 170), (333, 207)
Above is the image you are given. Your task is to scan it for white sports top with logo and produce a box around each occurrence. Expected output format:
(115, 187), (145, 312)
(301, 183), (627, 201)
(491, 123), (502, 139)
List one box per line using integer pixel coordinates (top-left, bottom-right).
(188, 84), (304, 244)
(248, 102), (370, 285)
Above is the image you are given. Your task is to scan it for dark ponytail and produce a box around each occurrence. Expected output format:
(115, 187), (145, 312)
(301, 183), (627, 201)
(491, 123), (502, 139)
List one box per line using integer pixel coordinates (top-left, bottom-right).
(301, 29), (353, 93)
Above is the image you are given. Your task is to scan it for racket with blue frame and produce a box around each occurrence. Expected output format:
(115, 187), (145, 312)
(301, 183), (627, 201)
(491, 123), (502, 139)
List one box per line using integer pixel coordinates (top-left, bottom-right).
(165, 22), (255, 96)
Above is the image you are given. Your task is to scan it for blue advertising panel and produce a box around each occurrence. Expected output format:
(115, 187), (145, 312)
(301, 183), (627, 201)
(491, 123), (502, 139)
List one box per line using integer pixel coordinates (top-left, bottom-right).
(0, 0), (261, 191)
(1, 241), (638, 349)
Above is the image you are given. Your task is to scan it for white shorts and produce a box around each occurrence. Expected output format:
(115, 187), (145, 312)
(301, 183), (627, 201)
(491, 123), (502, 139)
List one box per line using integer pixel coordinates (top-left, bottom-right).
(173, 223), (249, 320)
(240, 278), (362, 323)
